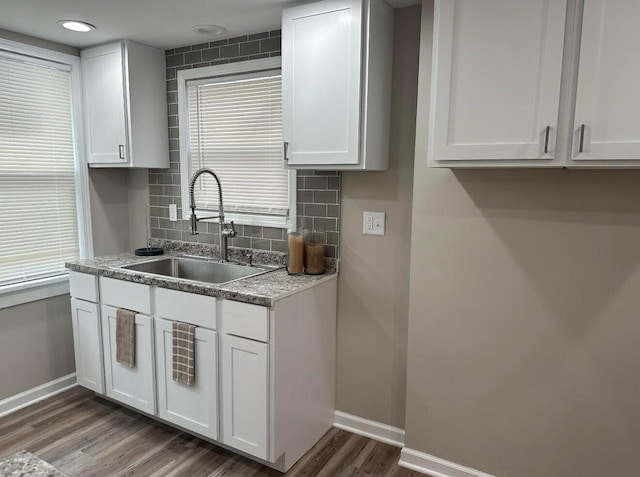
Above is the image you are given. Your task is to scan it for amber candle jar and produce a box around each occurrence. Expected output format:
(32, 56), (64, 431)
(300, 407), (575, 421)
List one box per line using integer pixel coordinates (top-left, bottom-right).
(287, 232), (304, 275)
(304, 231), (325, 275)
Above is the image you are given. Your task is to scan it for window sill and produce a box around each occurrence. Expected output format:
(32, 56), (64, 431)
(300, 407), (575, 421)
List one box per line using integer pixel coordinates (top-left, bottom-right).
(0, 274), (70, 310)
(192, 212), (292, 230)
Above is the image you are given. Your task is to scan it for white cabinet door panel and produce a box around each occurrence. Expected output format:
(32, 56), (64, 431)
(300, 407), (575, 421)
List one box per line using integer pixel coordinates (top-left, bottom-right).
(102, 305), (156, 414)
(572, 0), (640, 162)
(82, 43), (127, 164)
(283, 0), (362, 166)
(429, 0), (567, 165)
(155, 319), (218, 440)
(70, 298), (104, 394)
(222, 335), (269, 460)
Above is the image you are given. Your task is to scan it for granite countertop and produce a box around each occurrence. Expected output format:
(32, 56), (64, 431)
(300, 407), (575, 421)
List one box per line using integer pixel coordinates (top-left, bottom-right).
(0, 451), (68, 477)
(66, 242), (337, 307)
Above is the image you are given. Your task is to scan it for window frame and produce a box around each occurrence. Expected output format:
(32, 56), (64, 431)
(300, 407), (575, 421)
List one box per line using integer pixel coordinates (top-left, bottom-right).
(177, 57), (296, 230)
(0, 38), (93, 309)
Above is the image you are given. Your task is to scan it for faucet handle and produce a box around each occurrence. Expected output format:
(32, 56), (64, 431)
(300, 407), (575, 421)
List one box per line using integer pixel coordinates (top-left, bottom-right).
(228, 220), (237, 237)
(189, 211), (199, 235)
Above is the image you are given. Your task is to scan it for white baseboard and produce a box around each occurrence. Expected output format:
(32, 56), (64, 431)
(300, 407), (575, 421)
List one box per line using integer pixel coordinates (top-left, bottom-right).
(0, 373), (77, 418)
(398, 447), (495, 477)
(333, 410), (405, 448)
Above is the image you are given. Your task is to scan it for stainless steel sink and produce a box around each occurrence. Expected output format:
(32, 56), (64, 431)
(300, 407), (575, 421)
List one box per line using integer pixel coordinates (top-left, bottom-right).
(118, 256), (275, 285)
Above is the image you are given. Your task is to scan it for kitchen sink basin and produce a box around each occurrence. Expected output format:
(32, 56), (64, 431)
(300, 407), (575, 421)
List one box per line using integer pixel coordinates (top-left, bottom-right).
(118, 256), (276, 285)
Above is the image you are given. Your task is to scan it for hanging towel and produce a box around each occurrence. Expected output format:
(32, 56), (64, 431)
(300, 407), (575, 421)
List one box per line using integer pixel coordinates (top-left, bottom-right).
(173, 322), (196, 386)
(116, 308), (136, 368)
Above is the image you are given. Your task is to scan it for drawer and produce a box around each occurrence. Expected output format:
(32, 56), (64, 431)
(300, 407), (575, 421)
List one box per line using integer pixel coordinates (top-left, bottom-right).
(155, 288), (217, 329)
(69, 271), (98, 302)
(221, 300), (269, 342)
(99, 277), (152, 314)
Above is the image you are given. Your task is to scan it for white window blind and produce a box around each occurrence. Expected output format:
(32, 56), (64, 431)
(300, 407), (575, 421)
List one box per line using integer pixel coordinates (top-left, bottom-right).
(187, 73), (289, 217)
(0, 54), (79, 287)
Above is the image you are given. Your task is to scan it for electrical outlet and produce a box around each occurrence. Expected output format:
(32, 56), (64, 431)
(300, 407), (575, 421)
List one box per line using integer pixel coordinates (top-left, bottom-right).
(169, 204), (178, 222)
(363, 211), (385, 236)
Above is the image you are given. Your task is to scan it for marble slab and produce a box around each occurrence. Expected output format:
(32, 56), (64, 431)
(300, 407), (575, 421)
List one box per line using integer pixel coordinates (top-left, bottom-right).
(66, 241), (338, 308)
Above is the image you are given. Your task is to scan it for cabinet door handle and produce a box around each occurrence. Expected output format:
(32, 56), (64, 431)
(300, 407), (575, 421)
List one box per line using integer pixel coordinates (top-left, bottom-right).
(283, 141), (289, 162)
(544, 126), (551, 154)
(579, 124), (586, 153)
(118, 144), (125, 160)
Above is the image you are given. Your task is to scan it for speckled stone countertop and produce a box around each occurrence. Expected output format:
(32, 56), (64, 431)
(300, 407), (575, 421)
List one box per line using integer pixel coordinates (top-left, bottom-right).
(0, 451), (68, 476)
(66, 241), (337, 307)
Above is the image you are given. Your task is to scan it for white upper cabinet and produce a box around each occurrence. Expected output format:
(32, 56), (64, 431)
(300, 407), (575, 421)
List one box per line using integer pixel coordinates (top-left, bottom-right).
(428, 0), (640, 169)
(81, 40), (169, 168)
(570, 1), (640, 166)
(282, 0), (393, 170)
(82, 44), (127, 164)
(428, 0), (567, 167)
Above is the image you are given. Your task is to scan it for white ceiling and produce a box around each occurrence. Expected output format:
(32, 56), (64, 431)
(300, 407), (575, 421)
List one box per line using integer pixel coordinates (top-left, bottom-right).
(0, 0), (419, 50)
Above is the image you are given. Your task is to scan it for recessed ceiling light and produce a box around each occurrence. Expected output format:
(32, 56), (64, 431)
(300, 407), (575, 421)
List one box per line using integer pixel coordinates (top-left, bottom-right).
(57, 20), (96, 33)
(192, 24), (227, 37)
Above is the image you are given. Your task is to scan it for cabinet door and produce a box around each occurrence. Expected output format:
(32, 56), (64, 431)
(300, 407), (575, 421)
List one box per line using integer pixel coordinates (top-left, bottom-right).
(70, 298), (104, 394)
(101, 305), (156, 414)
(429, 0), (567, 166)
(282, 0), (362, 166)
(155, 319), (219, 440)
(572, 1), (640, 163)
(221, 335), (269, 459)
(82, 43), (128, 164)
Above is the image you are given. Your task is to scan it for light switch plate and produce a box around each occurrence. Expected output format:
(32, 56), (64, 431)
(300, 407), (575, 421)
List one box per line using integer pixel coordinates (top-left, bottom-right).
(363, 211), (385, 236)
(169, 204), (178, 222)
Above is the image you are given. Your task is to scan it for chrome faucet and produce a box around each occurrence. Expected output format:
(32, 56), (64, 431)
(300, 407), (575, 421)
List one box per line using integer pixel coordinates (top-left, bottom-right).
(188, 168), (236, 263)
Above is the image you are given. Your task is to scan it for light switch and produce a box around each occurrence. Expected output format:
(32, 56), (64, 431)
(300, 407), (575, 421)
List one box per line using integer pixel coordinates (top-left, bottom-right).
(363, 211), (385, 236)
(169, 204), (178, 222)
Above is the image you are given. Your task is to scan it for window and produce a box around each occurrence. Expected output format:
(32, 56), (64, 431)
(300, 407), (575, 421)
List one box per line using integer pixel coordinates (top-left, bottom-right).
(0, 40), (91, 295)
(179, 58), (295, 229)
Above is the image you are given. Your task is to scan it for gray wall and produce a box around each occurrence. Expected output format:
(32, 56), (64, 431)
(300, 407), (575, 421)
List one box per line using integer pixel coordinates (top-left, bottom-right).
(88, 168), (151, 255)
(150, 31), (341, 258)
(0, 296), (75, 400)
(0, 28), (79, 56)
(336, 6), (419, 428)
(404, 2), (640, 476)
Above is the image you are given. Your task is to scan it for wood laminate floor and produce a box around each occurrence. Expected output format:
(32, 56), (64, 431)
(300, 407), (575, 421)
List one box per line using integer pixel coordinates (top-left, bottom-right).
(0, 387), (418, 477)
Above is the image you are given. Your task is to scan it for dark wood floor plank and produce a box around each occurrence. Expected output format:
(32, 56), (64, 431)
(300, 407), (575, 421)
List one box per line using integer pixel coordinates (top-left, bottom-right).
(315, 433), (371, 477)
(350, 439), (379, 469)
(159, 443), (228, 477)
(56, 451), (96, 476)
(286, 428), (353, 477)
(0, 387), (410, 477)
(0, 387), (92, 436)
(0, 405), (112, 458)
(38, 408), (140, 463)
(358, 441), (401, 476)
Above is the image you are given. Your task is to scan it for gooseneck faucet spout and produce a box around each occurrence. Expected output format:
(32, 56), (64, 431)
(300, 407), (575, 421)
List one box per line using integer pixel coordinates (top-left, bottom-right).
(188, 168), (236, 263)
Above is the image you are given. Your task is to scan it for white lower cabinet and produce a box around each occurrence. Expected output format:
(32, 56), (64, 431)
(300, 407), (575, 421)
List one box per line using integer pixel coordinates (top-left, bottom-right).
(221, 334), (269, 460)
(101, 305), (156, 415)
(155, 318), (219, 440)
(68, 270), (337, 472)
(70, 298), (104, 394)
